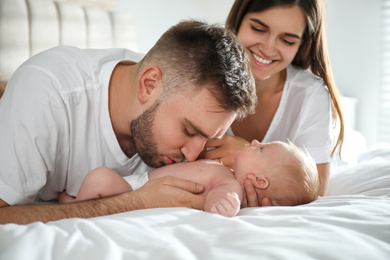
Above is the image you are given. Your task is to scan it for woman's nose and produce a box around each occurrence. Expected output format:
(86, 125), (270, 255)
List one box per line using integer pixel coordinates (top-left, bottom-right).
(260, 36), (277, 56)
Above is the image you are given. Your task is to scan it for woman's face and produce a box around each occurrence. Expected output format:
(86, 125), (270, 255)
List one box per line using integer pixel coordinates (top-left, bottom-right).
(237, 5), (306, 81)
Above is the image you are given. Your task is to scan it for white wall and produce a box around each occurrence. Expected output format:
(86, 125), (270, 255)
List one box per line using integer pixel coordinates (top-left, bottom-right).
(117, 0), (235, 53)
(326, 0), (382, 146)
(117, 0), (383, 146)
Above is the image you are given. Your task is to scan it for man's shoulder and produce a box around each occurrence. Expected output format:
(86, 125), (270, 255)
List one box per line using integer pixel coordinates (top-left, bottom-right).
(26, 46), (139, 65)
(20, 46), (89, 74)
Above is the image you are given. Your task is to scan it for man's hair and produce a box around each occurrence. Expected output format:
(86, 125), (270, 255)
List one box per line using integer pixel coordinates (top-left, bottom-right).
(138, 20), (256, 119)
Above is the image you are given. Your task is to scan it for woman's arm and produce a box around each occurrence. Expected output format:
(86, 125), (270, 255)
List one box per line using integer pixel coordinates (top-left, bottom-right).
(317, 162), (330, 196)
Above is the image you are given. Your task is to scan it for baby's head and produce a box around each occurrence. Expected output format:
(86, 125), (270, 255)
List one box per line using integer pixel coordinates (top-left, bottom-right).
(234, 140), (320, 206)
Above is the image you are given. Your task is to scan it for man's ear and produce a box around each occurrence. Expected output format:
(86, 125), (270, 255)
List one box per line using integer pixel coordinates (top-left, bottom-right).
(137, 66), (162, 104)
(246, 173), (269, 190)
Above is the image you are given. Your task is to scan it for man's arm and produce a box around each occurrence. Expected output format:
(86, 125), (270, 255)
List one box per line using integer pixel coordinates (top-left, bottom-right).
(0, 176), (205, 225)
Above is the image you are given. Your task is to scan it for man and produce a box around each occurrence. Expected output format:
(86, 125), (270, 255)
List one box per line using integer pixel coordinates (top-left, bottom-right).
(0, 20), (256, 224)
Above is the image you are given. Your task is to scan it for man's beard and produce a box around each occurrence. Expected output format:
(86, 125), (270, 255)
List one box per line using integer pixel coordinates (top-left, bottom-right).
(130, 101), (163, 168)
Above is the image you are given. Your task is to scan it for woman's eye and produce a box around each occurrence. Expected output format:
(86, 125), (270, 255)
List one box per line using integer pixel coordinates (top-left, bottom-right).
(251, 25), (264, 33)
(283, 39), (296, 46)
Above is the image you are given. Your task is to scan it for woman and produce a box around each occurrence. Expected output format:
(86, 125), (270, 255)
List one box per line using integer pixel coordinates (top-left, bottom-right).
(202, 0), (344, 202)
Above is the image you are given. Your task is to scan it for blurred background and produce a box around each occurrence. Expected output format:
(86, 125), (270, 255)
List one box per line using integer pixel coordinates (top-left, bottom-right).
(12, 0), (390, 147)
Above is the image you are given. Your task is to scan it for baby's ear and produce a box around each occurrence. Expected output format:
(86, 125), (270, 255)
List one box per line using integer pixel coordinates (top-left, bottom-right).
(246, 173), (269, 190)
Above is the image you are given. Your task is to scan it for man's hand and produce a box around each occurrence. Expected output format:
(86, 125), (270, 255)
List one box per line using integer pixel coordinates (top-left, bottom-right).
(129, 176), (206, 210)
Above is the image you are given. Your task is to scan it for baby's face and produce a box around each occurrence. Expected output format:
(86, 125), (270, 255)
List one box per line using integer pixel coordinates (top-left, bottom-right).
(234, 140), (306, 206)
(233, 140), (289, 183)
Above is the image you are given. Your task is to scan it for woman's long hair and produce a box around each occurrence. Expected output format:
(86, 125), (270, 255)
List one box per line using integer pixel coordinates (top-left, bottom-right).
(226, 0), (344, 157)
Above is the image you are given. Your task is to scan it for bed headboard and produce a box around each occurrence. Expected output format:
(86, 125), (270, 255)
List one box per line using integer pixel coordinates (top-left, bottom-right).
(0, 0), (137, 83)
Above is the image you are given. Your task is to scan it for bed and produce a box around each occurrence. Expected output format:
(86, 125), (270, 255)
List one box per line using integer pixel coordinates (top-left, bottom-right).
(1, 1), (389, 259)
(1, 145), (390, 259)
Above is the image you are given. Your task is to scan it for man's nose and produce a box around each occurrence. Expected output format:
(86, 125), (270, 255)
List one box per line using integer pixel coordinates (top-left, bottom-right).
(181, 137), (208, 162)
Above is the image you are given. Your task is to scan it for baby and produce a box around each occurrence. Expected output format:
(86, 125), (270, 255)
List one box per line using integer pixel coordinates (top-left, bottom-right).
(59, 140), (320, 217)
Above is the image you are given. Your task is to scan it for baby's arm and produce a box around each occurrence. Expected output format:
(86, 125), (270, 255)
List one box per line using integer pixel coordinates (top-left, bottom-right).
(59, 167), (133, 203)
(203, 171), (242, 217)
(148, 160), (243, 217)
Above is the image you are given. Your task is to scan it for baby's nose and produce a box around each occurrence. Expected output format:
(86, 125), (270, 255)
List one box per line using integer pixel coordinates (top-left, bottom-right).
(251, 139), (261, 146)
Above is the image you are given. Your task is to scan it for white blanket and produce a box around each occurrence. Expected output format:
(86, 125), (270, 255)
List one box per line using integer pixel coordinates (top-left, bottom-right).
(1, 145), (390, 260)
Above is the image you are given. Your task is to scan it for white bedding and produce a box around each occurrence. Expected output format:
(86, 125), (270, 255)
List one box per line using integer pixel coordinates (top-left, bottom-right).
(1, 145), (390, 259)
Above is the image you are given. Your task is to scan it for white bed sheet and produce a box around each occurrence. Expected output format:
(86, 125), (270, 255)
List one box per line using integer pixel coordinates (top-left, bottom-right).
(1, 145), (390, 260)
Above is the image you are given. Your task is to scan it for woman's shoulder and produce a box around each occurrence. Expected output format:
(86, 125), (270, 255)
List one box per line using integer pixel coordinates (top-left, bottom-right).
(287, 65), (325, 87)
(286, 65), (328, 97)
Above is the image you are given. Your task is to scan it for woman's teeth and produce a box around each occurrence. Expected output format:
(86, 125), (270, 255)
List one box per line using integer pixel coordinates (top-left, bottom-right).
(253, 53), (272, 64)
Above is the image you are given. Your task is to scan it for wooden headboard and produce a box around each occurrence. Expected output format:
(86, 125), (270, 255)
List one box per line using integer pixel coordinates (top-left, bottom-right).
(0, 0), (137, 86)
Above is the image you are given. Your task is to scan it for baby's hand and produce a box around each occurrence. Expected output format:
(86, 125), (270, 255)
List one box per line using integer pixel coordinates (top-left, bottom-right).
(209, 192), (240, 217)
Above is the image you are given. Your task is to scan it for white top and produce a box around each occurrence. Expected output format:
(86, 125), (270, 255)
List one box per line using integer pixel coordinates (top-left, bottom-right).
(227, 65), (333, 164)
(0, 46), (153, 205)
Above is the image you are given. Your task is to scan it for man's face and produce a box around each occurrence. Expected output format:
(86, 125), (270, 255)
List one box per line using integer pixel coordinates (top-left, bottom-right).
(131, 87), (236, 168)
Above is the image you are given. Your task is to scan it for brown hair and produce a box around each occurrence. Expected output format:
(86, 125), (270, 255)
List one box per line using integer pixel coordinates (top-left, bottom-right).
(226, 0), (344, 157)
(0, 81), (6, 99)
(138, 20), (257, 120)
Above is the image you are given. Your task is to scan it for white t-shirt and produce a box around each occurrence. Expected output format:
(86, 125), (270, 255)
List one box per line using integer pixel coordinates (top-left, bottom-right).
(0, 46), (153, 205)
(227, 65), (333, 164)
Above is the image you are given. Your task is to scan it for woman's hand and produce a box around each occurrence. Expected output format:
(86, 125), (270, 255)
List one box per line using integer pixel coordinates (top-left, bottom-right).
(241, 180), (272, 208)
(199, 135), (249, 169)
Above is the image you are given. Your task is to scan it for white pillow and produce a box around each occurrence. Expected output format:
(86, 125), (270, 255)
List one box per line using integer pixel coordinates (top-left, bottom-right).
(328, 156), (390, 197)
